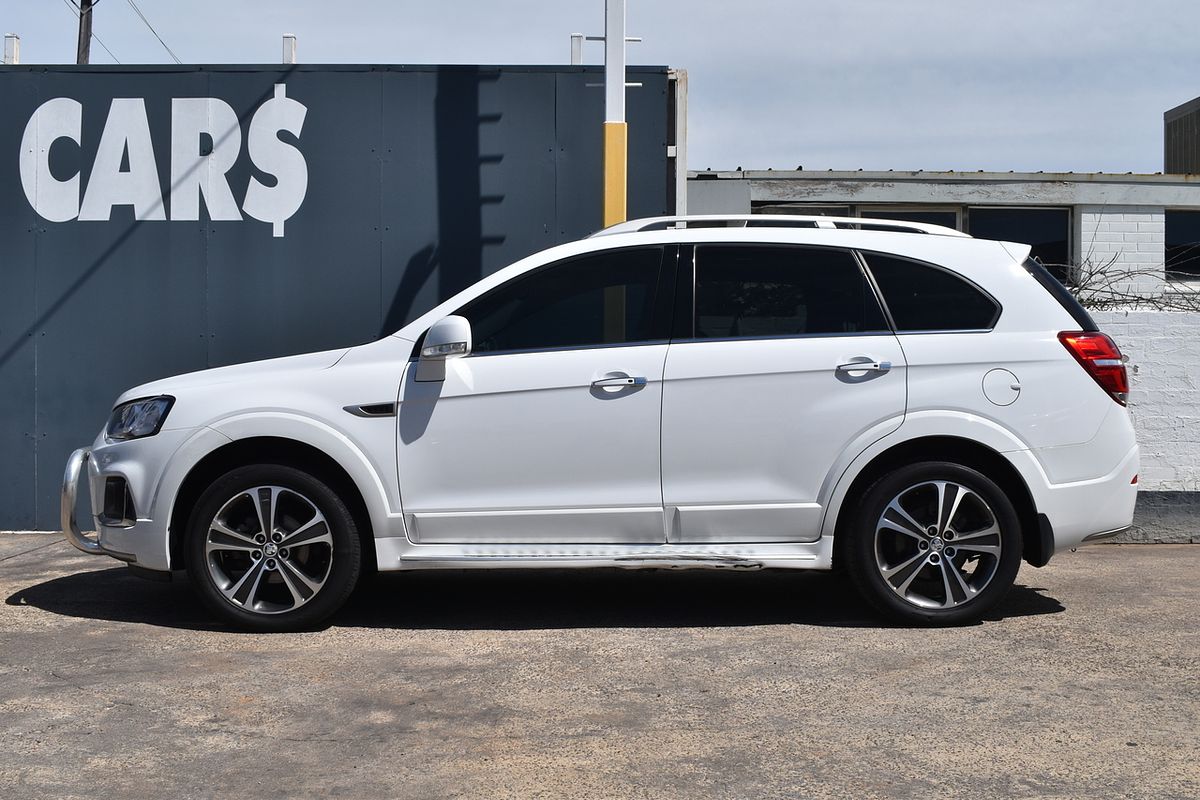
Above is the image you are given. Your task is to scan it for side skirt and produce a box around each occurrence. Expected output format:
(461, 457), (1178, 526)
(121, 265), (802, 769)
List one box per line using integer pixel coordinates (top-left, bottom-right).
(374, 537), (835, 572)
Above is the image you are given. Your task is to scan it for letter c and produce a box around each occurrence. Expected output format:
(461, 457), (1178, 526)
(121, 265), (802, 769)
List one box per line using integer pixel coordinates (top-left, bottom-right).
(20, 97), (83, 222)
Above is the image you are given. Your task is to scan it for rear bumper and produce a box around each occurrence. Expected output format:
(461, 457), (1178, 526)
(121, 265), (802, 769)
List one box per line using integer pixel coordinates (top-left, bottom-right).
(1027, 443), (1140, 556)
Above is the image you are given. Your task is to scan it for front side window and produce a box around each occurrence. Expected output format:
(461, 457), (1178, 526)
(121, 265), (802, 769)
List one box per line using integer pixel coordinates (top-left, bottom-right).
(458, 247), (665, 354)
(693, 245), (888, 339)
(862, 253), (1000, 331)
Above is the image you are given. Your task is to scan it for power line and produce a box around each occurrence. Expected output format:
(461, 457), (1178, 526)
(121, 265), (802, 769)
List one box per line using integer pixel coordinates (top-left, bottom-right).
(125, 0), (181, 64)
(61, 0), (121, 64)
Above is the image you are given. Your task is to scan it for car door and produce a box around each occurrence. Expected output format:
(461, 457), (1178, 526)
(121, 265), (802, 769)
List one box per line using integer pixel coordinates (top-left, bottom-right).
(396, 245), (675, 544)
(661, 243), (907, 543)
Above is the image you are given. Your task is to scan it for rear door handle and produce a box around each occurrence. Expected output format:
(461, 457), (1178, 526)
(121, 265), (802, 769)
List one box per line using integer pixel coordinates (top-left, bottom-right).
(836, 360), (892, 374)
(591, 375), (647, 388)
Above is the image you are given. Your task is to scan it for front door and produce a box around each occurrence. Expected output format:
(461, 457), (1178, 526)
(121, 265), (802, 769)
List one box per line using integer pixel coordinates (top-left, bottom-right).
(661, 243), (907, 543)
(397, 245), (675, 544)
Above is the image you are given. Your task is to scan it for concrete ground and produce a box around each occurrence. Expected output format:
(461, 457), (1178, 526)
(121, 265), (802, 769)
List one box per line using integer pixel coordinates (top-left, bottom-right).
(0, 535), (1197, 800)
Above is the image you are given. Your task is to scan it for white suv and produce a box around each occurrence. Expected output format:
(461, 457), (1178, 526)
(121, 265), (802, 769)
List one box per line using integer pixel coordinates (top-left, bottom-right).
(62, 215), (1139, 630)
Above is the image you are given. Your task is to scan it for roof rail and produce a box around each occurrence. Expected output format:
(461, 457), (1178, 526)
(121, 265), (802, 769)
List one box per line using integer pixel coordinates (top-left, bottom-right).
(590, 214), (970, 238)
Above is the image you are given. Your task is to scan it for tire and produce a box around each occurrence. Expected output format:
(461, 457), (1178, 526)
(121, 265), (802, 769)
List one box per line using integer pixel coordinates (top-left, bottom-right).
(185, 464), (361, 632)
(843, 461), (1022, 626)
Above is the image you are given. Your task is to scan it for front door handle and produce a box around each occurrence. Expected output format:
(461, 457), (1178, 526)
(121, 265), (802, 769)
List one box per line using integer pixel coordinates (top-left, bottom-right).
(591, 375), (647, 388)
(836, 360), (892, 374)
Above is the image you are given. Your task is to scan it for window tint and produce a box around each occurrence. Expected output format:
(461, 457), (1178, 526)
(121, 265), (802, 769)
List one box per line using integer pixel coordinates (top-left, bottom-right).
(693, 246), (888, 339)
(863, 253), (1000, 331)
(458, 247), (664, 353)
(967, 208), (1070, 282)
(1165, 210), (1200, 279)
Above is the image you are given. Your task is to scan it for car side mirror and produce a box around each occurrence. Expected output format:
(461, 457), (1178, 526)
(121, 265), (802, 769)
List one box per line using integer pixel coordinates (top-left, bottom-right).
(415, 315), (472, 381)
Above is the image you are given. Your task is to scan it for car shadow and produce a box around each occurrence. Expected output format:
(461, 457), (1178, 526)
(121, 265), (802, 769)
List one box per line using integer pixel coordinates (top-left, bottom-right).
(5, 566), (1065, 633)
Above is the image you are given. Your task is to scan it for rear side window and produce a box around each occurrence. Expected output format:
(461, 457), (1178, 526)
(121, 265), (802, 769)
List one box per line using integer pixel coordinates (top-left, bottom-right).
(862, 253), (1000, 331)
(693, 245), (889, 338)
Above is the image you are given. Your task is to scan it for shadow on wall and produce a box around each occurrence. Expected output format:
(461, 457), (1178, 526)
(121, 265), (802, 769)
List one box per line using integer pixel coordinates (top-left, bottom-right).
(381, 69), (507, 336)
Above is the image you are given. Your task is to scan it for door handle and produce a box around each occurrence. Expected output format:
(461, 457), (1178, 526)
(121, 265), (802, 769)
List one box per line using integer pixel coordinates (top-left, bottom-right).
(591, 375), (647, 388)
(836, 360), (892, 374)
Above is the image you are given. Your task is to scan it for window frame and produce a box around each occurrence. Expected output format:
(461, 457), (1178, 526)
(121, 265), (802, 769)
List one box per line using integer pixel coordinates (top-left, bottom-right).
(674, 242), (895, 344)
(428, 244), (679, 359)
(856, 249), (1003, 334)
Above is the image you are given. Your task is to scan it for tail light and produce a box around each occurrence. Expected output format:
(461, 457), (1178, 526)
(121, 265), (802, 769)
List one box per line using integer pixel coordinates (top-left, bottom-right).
(1058, 331), (1129, 405)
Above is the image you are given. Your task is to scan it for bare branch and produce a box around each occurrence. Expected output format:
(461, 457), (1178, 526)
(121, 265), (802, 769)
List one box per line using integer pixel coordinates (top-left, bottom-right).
(1049, 254), (1200, 312)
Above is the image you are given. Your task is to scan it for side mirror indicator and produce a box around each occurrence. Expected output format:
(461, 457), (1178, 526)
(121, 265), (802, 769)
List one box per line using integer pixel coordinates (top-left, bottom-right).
(421, 341), (468, 359)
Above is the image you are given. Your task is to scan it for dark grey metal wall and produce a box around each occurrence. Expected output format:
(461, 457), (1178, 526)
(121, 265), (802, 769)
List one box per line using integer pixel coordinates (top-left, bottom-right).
(0, 65), (672, 529)
(1165, 95), (1200, 173)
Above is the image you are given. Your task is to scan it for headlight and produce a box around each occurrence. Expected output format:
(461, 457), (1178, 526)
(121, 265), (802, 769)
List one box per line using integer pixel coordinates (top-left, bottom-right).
(106, 396), (174, 441)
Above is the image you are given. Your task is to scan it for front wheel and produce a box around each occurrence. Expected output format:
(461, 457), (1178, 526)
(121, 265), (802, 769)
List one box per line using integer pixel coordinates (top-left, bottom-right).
(185, 464), (361, 632)
(843, 462), (1023, 626)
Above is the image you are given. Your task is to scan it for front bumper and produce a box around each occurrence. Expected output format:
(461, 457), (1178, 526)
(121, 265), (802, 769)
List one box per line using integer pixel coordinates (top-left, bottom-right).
(60, 448), (136, 562)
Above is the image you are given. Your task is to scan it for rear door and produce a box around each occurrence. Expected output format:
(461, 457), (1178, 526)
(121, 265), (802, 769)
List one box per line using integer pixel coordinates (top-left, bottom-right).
(661, 243), (907, 543)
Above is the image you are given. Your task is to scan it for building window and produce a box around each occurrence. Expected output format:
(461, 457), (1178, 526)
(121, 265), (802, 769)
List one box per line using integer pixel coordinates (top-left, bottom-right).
(967, 208), (1071, 282)
(862, 208), (960, 230)
(1166, 210), (1200, 279)
(755, 204), (852, 218)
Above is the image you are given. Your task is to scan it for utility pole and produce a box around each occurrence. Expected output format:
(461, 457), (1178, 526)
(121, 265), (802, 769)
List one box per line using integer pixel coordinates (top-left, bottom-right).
(76, 0), (94, 65)
(603, 0), (627, 227)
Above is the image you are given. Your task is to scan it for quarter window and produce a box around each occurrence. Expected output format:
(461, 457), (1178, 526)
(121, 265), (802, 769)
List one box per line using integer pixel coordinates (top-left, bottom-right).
(458, 247), (665, 354)
(863, 253), (1000, 331)
(693, 245), (888, 339)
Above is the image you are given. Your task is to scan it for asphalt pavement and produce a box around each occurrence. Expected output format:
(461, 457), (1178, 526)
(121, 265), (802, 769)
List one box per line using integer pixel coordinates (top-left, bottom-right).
(1, 533), (1197, 799)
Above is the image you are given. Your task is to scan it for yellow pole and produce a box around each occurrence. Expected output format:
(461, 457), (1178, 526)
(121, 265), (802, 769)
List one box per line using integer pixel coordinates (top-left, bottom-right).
(603, 0), (627, 228)
(603, 120), (627, 227)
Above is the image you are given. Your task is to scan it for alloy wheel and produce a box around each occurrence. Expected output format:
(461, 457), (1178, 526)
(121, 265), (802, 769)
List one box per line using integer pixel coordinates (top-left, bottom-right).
(204, 485), (334, 615)
(874, 480), (1004, 610)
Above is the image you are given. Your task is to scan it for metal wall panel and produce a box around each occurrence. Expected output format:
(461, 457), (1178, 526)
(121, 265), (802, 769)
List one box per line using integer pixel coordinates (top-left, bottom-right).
(0, 65), (672, 529)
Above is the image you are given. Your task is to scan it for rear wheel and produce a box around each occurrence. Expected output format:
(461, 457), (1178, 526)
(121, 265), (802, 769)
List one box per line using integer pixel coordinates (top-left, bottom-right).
(185, 464), (361, 632)
(843, 462), (1022, 625)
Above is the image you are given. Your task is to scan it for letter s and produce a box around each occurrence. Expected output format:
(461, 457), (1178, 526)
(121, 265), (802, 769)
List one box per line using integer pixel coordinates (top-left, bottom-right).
(242, 83), (308, 238)
(20, 97), (82, 222)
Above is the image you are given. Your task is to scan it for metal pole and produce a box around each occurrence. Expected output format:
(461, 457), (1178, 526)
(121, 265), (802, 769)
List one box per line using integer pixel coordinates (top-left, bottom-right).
(2, 34), (18, 65)
(76, 0), (93, 65)
(602, 0), (627, 227)
(282, 33), (297, 64)
(570, 32), (583, 65)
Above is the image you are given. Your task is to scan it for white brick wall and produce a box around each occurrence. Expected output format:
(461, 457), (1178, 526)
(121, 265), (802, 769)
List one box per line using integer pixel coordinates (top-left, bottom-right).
(1092, 310), (1200, 491)
(1076, 206), (1165, 294)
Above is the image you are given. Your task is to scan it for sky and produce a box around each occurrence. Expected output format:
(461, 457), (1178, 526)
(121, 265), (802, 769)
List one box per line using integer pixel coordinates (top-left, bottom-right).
(5, 0), (1200, 173)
